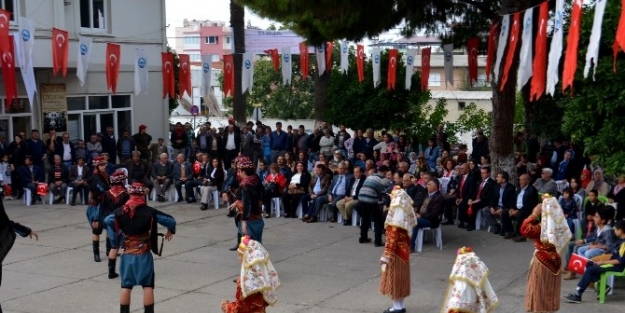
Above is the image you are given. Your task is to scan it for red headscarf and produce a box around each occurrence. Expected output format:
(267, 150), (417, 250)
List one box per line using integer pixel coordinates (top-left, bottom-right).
(581, 168), (591, 189)
(122, 183), (147, 219)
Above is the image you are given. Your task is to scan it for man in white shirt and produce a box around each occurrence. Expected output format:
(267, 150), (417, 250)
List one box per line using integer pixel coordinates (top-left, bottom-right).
(337, 166), (364, 225)
(222, 125), (240, 170)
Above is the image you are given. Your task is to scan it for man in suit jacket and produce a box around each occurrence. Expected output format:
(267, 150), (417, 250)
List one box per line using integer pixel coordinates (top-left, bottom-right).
(151, 153), (174, 202)
(502, 174), (539, 242)
(466, 166), (496, 231)
(402, 173), (418, 200)
(172, 153), (196, 203)
(455, 163), (475, 229)
(313, 163), (350, 223)
(483, 171), (517, 235)
(124, 151), (153, 191)
(410, 179), (446, 251)
(47, 155), (70, 204)
(222, 125), (241, 170)
(301, 164), (332, 223)
(337, 166), (365, 225)
(100, 127), (118, 164)
(69, 157), (91, 205)
(18, 156), (45, 205)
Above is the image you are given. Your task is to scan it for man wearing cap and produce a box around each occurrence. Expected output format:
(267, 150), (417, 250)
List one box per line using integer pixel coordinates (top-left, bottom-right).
(533, 168), (558, 196)
(133, 125), (152, 161)
(69, 156), (91, 206)
(104, 182), (176, 313)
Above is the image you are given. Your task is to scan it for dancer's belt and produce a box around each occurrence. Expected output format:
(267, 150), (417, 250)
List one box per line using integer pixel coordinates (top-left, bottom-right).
(123, 234), (151, 255)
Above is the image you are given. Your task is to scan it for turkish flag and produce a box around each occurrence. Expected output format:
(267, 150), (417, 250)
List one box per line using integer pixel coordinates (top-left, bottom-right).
(193, 161), (202, 176)
(299, 43), (309, 79)
(562, 0), (583, 94)
(567, 253), (589, 275)
(357, 44), (365, 82)
(52, 28), (69, 77)
(36, 183), (48, 196)
(0, 9), (10, 37)
(387, 49), (398, 90)
(531, 2), (549, 101)
(325, 41), (334, 71)
(486, 23), (498, 82)
(264, 49), (279, 72)
(178, 54), (191, 98)
(615, 0), (625, 69)
(501, 12), (521, 91)
(0, 35), (17, 110)
(161, 52), (174, 99)
(223, 54), (235, 98)
(467, 38), (479, 87)
(421, 47), (431, 91)
(105, 43), (121, 94)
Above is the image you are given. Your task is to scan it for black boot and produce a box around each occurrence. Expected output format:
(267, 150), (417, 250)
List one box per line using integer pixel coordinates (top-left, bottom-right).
(144, 304), (154, 313)
(229, 234), (241, 251)
(120, 304), (130, 313)
(92, 241), (101, 262)
(108, 258), (119, 279)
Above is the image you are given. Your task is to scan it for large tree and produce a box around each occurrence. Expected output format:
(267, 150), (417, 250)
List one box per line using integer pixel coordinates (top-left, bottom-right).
(230, 1), (247, 124)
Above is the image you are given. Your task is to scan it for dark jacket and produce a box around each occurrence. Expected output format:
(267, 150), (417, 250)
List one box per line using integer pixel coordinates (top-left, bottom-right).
(471, 177), (496, 210)
(47, 165), (69, 184)
(170, 129), (188, 150)
(517, 185), (539, 211)
(18, 164), (45, 186)
(100, 134), (118, 163)
(151, 161), (174, 180)
(348, 176), (365, 200)
(204, 166), (225, 188)
(116, 137), (136, 158)
(490, 182), (517, 209)
(309, 173), (332, 196)
(48, 138), (75, 164)
(221, 131), (241, 151)
(124, 159), (152, 180)
(419, 191), (446, 228)
(69, 164), (92, 182)
(413, 184), (428, 209)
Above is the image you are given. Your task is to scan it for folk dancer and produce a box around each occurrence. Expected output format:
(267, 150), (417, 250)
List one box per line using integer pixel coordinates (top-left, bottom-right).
(104, 182), (176, 313)
(221, 235), (280, 313)
(520, 195), (572, 313)
(229, 156), (264, 244)
(100, 170), (130, 279)
(86, 156), (110, 262)
(379, 186), (416, 313)
(0, 194), (39, 313)
(440, 247), (499, 313)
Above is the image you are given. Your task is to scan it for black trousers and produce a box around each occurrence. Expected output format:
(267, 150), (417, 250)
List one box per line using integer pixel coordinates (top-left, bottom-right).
(358, 201), (384, 244)
(501, 209), (532, 236)
(223, 149), (238, 170)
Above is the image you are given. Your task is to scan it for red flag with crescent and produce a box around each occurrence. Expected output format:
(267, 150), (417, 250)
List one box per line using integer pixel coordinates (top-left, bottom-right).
(421, 47), (431, 91)
(325, 41), (334, 71)
(501, 12), (521, 91)
(357, 44), (365, 82)
(485, 22), (498, 82)
(299, 43), (309, 79)
(0, 9), (10, 38)
(531, 2), (549, 101)
(263, 49), (279, 72)
(387, 49), (398, 90)
(567, 253), (588, 275)
(106, 43), (121, 94)
(36, 183), (48, 196)
(223, 54), (235, 98)
(178, 54), (191, 98)
(161, 52), (174, 99)
(52, 28), (69, 77)
(467, 38), (479, 87)
(562, 0), (583, 95)
(0, 35), (17, 110)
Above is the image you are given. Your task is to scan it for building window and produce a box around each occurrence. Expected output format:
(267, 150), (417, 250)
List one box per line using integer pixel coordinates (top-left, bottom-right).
(80, 0), (107, 30)
(66, 95), (132, 147)
(1, 98), (34, 143)
(190, 54), (201, 62)
(184, 36), (200, 47)
(205, 36), (219, 44)
(0, 0), (16, 21)
(458, 101), (466, 111)
(428, 73), (441, 87)
(212, 55), (220, 62)
(225, 36), (231, 44)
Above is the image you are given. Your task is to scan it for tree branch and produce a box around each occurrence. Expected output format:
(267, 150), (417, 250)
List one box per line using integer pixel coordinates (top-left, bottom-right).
(455, 0), (498, 19)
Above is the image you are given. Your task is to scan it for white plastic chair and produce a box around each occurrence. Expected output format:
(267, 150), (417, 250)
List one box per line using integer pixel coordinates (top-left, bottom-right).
(66, 187), (87, 205)
(271, 197), (282, 217)
(23, 188), (48, 206)
(151, 185), (173, 202)
(296, 202), (303, 218)
(416, 226), (443, 252)
(209, 189), (220, 209)
(351, 210), (360, 226)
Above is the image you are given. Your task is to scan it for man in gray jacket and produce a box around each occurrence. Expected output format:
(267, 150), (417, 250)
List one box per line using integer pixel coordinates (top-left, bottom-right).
(533, 168), (558, 195)
(172, 154), (196, 203)
(151, 153), (174, 202)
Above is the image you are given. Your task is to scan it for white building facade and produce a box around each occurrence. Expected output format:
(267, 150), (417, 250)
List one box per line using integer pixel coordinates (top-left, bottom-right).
(0, 0), (167, 146)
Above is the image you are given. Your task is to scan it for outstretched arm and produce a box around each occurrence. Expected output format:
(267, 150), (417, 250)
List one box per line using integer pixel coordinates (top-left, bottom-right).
(155, 209), (176, 240)
(520, 205), (543, 239)
(103, 214), (119, 248)
(10, 221), (38, 240)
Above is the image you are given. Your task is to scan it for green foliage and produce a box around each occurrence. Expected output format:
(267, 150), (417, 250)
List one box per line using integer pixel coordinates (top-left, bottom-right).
(451, 102), (493, 138)
(325, 48), (431, 134)
(407, 99), (450, 144)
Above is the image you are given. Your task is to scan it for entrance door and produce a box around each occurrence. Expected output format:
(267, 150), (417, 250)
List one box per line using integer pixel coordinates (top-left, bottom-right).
(83, 112), (116, 139)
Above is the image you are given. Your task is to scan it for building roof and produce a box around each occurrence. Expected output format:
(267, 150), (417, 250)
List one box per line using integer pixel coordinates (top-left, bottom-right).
(430, 91), (492, 101)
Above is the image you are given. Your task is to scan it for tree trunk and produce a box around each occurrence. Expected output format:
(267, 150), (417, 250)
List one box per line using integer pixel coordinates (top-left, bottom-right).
(521, 84), (534, 135)
(313, 64), (330, 124)
(230, 1), (246, 124)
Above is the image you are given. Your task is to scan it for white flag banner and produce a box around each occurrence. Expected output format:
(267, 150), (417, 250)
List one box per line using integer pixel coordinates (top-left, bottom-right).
(494, 15), (510, 82)
(584, 0), (608, 80)
(443, 44), (454, 87)
(340, 40), (349, 74)
(517, 8), (534, 91)
(281, 47), (292, 85)
(547, 0), (564, 96)
(241, 52), (255, 93)
(76, 36), (93, 87)
(405, 49), (415, 90)
(372, 47), (381, 87)
(134, 48), (149, 96)
(201, 55), (213, 98)
(315, 44), (326, 75)
(13, 36), (36, 110)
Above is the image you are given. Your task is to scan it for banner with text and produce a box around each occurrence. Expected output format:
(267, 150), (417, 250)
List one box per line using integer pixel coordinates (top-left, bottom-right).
(40, 83), (68, 134)
(244, 29), (314, 53)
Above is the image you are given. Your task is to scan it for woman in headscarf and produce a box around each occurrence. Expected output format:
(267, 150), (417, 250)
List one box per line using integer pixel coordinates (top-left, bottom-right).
(86, 156), (110, 263)
(221, 235), (280, 312)
(580, 168), (591, 189)
(585, 168), (610, 196)
(379, 186), (416, 313)
(440, 247), (499, 313)
(521, 195), (572, 313)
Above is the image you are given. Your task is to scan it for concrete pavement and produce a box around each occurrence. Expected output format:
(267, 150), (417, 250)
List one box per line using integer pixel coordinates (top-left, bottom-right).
(1, 198), (623, 313)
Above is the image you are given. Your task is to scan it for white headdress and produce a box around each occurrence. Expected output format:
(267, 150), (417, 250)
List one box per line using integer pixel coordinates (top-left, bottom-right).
(384, 186), (417, 236)
(540, 196), (572, 253)
(239, 238), (281, 305)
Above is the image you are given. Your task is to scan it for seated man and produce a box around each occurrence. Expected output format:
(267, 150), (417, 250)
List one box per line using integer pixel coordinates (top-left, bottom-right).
(410, 179), (445, 252)
(173, 153), (196, 203)
(151, 153), (173, 202)
(124, 151), (153, 191)
(482, 171), (516, 235)
(337, 166), (364, 225)
(533, 168), (558, 196)
(301, 164), (331, 223)
(48, 155), (69, 204)
(69, 156), (91, 205)
(564, 220), (625, 303)
(564, 208), (616, 280)
(18, 156), (45, 205)
(501, 174), (539, 242)
(315, 163), (349, 222)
